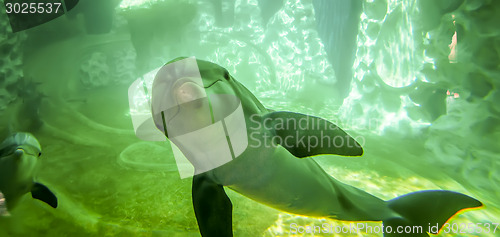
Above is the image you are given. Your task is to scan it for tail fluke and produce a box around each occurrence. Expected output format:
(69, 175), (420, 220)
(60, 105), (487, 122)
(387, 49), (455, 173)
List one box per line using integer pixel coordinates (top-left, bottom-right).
(383, 190), (483, 237)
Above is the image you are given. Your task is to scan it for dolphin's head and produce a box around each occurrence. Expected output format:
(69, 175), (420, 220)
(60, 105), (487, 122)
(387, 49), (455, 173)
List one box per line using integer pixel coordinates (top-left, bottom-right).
(151, 57), (264, 138)
(167, 57), (233, 102)
(0, 133), (41, 194)
(0, 132), (41, 162)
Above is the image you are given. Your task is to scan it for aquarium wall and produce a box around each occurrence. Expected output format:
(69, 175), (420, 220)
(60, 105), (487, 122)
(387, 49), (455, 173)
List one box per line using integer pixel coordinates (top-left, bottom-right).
(0, 0), (499, 236)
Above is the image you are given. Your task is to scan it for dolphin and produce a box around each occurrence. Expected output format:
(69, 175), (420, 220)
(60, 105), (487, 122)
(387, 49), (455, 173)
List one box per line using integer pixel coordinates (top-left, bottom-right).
(150, 57), (482, 237)
(0, 132), (58, 216)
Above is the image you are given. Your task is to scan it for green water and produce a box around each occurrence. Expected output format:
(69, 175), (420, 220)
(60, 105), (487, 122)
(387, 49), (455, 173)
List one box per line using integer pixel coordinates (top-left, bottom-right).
(0, 0), (499, 236)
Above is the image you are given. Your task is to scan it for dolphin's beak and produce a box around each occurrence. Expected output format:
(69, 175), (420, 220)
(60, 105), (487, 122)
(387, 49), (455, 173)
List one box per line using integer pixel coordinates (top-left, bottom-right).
(176, 81), (205, 104)
(14, 148), (24, 158)
(172, 77), (206, 105)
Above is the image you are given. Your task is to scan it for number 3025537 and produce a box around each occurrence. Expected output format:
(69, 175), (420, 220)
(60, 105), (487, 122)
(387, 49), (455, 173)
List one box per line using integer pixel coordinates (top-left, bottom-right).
(442, 222), (498, 234)
(5, 2), (62, 14)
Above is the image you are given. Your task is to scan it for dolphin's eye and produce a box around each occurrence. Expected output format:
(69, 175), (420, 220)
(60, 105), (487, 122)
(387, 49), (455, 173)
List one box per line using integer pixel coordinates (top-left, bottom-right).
(223, 71), (230, 80)
(38, 152), (42, 157)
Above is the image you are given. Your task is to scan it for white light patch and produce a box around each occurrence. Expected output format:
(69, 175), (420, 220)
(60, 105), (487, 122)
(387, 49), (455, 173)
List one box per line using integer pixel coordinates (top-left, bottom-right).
(119, 0), (158, 9)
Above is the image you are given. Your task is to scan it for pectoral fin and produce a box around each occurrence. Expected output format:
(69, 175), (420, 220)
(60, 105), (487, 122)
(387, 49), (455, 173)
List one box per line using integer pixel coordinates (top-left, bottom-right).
(31, 183), (58, 208)
(263, 111), (363, 158)
(192, 174), (233, 237)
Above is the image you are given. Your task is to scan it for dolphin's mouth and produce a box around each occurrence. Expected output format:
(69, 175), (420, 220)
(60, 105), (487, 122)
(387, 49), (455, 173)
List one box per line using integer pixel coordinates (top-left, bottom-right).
(167, 78), (223, 124)
(0, 146), (35, 157)
(203, 79), (222, 89)
(172, 77), (221, 91)
(172, 78), (222, 104)
(14, 146), (39, 157)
